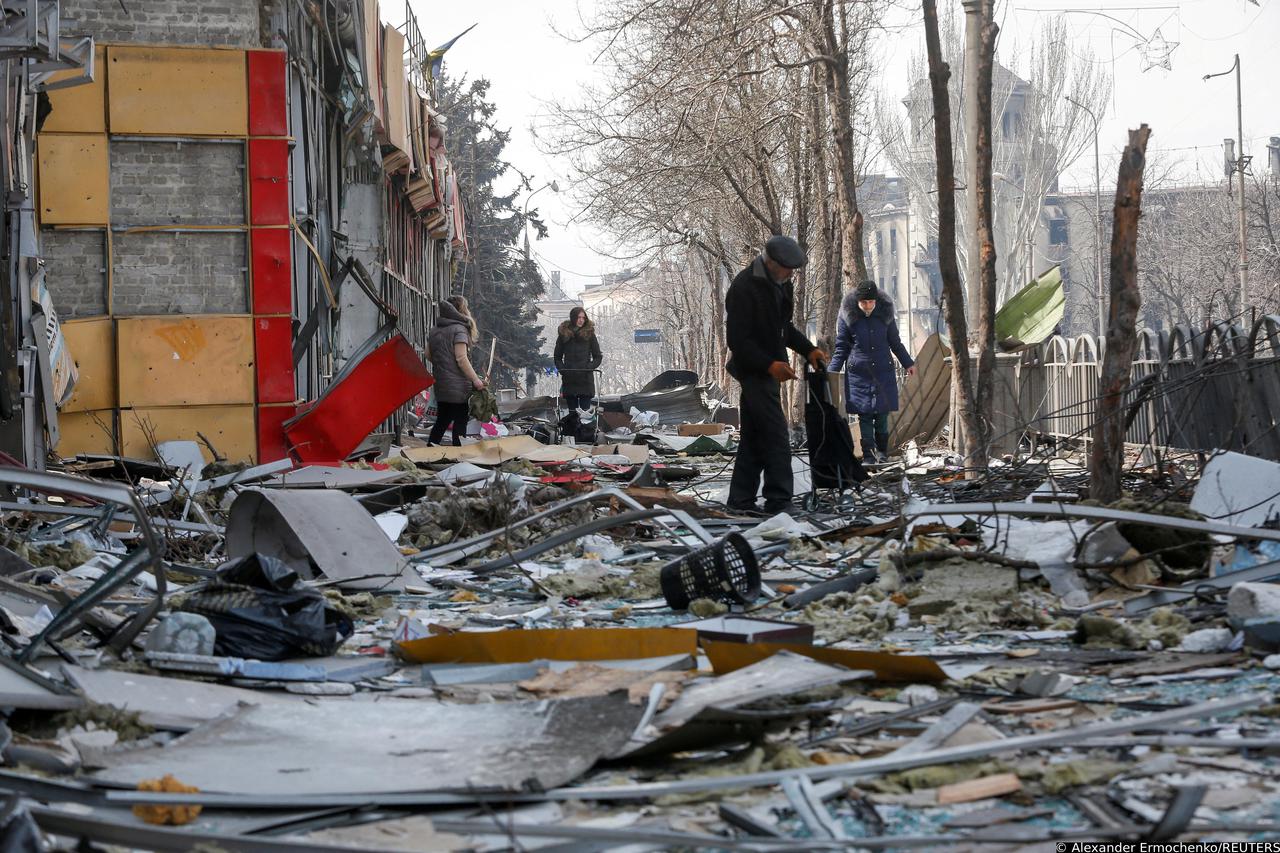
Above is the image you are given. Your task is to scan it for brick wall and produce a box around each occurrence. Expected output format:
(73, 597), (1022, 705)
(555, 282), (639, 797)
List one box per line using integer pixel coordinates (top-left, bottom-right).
(60, 0), (262, 47)
(112, 232), (247, 314)
(44, 231), (108, 318)
(110, 141), (245, 226)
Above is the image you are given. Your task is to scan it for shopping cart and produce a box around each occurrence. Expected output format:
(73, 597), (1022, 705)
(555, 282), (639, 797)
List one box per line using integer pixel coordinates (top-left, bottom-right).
(554, 367), (603, 445)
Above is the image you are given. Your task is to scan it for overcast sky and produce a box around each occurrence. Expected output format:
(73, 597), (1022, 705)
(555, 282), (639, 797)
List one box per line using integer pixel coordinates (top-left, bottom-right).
(402, 0), (1279, 296)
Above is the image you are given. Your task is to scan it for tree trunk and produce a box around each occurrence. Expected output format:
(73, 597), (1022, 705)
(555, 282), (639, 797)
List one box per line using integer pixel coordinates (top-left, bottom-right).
(1090, 125), (1151, 503)
(970, 2), (998, 474)
(923, 0), (981, 468)
(817, 0), (868, 305)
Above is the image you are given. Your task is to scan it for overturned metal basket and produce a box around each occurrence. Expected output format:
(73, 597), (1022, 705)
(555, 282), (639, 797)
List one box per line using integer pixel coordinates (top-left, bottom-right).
(659, 532), (761, 610)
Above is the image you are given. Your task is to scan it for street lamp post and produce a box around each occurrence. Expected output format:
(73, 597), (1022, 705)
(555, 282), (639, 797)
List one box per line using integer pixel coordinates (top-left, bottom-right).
(522, 180), (560, 264)
(1066, 96), (1104, 341)
(1203, 55), (1248, 314)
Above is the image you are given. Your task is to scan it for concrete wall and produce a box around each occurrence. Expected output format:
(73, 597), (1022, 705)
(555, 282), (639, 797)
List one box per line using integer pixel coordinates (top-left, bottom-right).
(112, 231), (247, 314)
(110, 141), (244, 226)
(44, 231), (107, 318)
(60, 0), (262, 47)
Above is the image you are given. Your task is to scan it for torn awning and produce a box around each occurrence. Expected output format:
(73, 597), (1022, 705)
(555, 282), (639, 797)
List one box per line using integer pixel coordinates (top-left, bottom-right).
(994, 265), (1065, 349)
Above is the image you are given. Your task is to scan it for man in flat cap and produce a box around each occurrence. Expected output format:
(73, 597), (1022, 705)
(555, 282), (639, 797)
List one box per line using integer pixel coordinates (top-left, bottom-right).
(724, 235), (827, 513)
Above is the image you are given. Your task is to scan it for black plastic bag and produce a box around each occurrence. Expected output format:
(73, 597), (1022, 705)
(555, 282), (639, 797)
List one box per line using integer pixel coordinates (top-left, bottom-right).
(176, 554), (353, 661)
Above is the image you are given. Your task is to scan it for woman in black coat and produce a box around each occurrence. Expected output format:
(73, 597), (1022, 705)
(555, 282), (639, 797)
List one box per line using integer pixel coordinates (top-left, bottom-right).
(554, 306), (603, 410)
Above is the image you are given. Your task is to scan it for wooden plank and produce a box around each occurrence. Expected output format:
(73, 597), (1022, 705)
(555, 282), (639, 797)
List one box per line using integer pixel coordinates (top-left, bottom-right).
(677, 423), (725, 436)
(116, 316), (254, 407)
(61, 317), (116, 412)
(119, 404), (256, 463)
(56, 410), (117, 457)
(43, 45), (107, 133)
(891, 333), (951, 446)
(107, 46), (247, 136)
(937, 772), (1022, 805)
(982, 698), (1078, 715)
(37, 134), (109, 224)
(380, 25), (412, 165)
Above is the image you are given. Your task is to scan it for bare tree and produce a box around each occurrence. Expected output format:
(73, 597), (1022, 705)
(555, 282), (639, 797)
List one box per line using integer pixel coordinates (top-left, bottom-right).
(542, 0), (889, 413)
(923, 0), (980, 471)
(1091, 125), (1151, 504)
(882, 10), (1111, 306)
(971, 0), (999, 468)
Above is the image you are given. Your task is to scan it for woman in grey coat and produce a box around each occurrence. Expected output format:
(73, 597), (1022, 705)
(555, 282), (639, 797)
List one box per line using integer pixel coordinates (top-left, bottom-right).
(427, 296), (485, 446)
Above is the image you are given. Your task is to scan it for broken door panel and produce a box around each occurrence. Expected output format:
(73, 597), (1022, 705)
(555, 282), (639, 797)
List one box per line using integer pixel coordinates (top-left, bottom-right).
(282, 334), (431, 463)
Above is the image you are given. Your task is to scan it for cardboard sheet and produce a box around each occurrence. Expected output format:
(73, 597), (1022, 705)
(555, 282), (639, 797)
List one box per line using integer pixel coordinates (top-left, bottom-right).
(403, 435), (588, 466)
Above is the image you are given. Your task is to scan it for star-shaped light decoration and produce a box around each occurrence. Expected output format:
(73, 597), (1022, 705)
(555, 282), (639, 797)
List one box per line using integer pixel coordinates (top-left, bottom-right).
(1139, 28), (1178, 72)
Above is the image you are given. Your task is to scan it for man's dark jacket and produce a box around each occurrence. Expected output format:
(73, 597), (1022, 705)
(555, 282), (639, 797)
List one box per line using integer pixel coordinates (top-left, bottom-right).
(725, 256), (816, 380)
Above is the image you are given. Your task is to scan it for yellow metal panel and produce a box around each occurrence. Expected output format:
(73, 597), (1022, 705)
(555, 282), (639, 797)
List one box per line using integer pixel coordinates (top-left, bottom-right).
(107, 46), (247, 136)
(42, 46), (107, 133)
(117, 316), (254, 407)
(395, 628), (699, 665)
(37, 134), (109, 224)
(61, 317), (116, 413)
(120, 405), (256, 463)
(56, 410), (117, 457)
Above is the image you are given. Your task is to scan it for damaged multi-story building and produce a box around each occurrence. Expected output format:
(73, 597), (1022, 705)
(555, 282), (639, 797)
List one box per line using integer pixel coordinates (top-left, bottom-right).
(21, 0), (463, 469)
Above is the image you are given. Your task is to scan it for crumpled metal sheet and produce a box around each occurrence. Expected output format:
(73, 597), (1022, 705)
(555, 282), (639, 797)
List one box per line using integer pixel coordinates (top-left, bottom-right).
(92, 692), (644, 795)
(599, 384), (714, 425)
(226, 488), (409, 591)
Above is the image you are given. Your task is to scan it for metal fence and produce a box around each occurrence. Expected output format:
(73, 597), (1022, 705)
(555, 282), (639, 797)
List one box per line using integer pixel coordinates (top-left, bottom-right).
(982, 315), (1280, 461)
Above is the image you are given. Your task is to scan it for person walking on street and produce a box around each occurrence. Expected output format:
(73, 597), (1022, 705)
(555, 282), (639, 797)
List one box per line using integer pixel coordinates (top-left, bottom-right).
(426, 296), (486, 446)
(828, 280), (915, 463)
(725, 235), (827, 513)
(554, 306), (603, 411)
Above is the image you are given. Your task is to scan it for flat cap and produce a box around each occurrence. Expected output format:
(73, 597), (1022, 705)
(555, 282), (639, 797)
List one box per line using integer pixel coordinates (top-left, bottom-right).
(765, 235), (808, 269)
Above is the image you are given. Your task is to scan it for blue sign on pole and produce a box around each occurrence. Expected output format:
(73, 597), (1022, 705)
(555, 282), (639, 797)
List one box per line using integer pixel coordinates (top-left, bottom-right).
(634, 328), (661, 344)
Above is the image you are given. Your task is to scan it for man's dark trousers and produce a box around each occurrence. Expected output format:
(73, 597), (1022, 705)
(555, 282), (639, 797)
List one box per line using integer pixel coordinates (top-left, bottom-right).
(729, 374), (792, 508)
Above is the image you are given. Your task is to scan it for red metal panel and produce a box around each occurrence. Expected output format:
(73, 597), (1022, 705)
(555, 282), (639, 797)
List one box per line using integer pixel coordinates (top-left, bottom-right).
(257, 403), (296, 464)
(247, 50), (287, 137)
(251, 227), (292, 314)
(254, 316), (294, 404)
(284, 334), (433, 464)
(248, 138), (289, 226)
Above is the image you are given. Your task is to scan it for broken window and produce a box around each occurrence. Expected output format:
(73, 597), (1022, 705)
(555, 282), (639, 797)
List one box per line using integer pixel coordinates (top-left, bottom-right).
(1049, 218), (1068, 245)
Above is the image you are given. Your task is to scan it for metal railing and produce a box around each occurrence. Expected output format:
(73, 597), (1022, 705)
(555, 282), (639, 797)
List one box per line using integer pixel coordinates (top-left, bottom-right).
(980, 315), (1280, 460)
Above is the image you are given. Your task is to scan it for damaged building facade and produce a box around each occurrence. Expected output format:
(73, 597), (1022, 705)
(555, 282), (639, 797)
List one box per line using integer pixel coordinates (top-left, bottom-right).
(35, 0), (461, 468)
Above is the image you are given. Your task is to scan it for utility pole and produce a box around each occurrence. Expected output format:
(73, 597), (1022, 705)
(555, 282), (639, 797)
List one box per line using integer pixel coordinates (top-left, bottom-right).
(1066, 95), (1104, 341)
(961, 0), (983, 328)
(903, 186), (914, 355)
(1204, 55), (1248, 313)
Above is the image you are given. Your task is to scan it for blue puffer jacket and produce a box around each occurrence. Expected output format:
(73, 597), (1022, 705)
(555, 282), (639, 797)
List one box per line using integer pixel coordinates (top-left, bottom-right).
(828, 291), (914, 415)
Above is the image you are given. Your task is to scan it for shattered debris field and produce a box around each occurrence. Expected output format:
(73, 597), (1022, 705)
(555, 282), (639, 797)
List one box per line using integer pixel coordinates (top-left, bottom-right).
(0, 427), (1277, 850)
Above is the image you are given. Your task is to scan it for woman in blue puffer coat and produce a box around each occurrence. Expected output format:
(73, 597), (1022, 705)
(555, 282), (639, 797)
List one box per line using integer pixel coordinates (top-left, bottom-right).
(827, 280), (916, 462)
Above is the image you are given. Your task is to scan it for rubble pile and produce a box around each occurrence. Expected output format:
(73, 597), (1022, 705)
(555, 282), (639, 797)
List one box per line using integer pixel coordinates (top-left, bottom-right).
(0, 427), (1275, 849)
